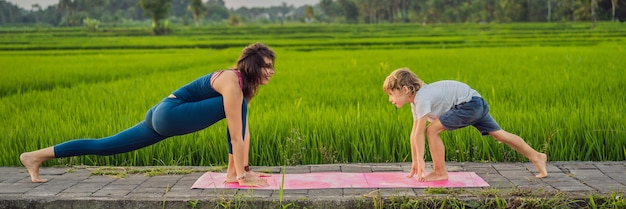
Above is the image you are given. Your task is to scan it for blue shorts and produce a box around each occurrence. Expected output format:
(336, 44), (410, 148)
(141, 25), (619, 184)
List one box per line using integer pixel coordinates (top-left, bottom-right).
(439, 96), (501, 135)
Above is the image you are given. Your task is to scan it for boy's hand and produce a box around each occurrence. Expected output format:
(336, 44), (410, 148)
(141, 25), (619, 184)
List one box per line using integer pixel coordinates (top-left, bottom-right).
(407, 160), (425, 181)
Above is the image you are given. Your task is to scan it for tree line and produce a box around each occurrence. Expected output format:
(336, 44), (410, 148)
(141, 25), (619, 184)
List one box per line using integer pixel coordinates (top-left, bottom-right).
(1, 0), (624, 30)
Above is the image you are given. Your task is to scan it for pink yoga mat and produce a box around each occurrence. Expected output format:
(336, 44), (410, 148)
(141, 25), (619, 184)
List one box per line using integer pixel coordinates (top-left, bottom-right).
(191, 172), (489, 190)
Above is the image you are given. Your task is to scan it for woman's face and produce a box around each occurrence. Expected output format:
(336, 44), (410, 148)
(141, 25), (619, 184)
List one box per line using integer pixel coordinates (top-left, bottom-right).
(260, 57), (275, 85)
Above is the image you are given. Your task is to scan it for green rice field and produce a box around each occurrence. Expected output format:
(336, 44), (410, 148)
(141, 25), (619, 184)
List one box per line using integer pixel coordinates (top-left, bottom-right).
(1, 22), (625, 167)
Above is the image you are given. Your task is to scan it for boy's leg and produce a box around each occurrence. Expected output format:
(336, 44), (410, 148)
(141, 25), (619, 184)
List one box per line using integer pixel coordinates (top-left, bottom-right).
(435, 97), (489, 181)
(468, 97), (548, 178)
(424, 119), (449, 181)
(488, 130), (548, 178)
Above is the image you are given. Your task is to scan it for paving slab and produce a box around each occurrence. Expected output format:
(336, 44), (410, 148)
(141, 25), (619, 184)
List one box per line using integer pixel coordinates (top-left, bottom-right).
(1, 161), (625, 209)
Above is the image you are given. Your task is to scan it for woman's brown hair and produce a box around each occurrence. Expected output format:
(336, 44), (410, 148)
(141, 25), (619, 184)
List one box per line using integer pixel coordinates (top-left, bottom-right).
(235, 42), (275, 101)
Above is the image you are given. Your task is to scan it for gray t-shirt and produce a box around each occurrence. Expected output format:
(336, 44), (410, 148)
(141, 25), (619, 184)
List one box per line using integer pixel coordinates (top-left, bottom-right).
(411, 80), (481, 121)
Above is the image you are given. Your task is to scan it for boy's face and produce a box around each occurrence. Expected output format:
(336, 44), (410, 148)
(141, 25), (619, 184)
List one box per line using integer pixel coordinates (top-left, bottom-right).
(386, 87), (412, 108)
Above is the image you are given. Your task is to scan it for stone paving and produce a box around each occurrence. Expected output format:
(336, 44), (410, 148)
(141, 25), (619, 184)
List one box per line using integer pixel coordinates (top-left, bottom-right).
(1, 161), (625, 208)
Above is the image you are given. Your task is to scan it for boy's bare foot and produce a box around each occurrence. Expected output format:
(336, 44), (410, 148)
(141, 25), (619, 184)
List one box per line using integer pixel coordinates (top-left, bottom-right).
(422, 171), (448, 182)
(20, 152), (48, 183)
(533, 153), (548, 178)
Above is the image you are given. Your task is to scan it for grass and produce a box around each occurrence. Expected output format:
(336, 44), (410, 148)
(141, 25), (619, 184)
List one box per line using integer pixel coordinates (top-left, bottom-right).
(1, 22), (625, 168)
(192, 186), (625, 208)
(88, 165), (224, 178)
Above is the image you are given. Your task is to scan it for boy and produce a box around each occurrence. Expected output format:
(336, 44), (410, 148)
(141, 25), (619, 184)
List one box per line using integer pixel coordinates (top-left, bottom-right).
(383, 68), (547, 181)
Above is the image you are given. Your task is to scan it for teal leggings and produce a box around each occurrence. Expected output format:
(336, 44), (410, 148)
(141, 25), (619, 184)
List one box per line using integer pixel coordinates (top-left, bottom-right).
(53, 97), (247, 157)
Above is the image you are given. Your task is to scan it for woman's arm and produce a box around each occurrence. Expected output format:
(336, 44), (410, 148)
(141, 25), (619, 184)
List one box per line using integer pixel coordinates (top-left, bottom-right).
(244, 116), (250, 166)
(242, 115), (272, 177)
(212, 71), (246, 180)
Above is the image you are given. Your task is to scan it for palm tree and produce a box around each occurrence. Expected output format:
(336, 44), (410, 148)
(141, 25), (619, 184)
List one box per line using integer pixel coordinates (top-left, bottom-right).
(591, 0), (598, 27)
(187, 0), (205, 27)
(31, 4), (41, 23)
(58, 0), (75, 26)
(304, 5), (314, 23)
(138, 0), (172, 35)
(610, 0), (618, 21)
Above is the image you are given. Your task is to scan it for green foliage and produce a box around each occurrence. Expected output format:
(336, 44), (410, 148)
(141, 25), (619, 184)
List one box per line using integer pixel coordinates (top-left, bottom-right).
(3, 0), (626, 27)
(138, 0), (172, 35)
(588, 192), (626, 209)
(338, 0), (359, 24)
(281, 129), (306, 166)
(89, 166), (218, 178)
(227, 14), (242, 26)
(205, 1), (229, 22)
(187, 0), (206, 26)
(186, 199), (199, 208)
(83, 18), (100, 32)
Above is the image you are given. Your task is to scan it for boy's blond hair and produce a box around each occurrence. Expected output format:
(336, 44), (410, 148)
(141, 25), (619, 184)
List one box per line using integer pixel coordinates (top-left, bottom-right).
(383, 68), (425, 96)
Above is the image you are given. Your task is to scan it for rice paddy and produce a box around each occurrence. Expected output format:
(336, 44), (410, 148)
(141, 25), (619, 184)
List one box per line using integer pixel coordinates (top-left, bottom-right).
(1, 22), (624, 167)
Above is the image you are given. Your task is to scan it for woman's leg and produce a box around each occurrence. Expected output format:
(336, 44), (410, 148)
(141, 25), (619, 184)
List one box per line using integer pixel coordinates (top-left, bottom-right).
(150, 97), (229, 137)
(21, 120), (167, 183)
(22, 96), (233, 183)
(54, 121), (167, 157)
(149, 97), (252, 183)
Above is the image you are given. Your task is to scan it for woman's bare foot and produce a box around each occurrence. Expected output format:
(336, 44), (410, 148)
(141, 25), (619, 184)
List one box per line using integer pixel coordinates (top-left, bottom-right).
(248, 171), (271, 178)
(238, 175), (269, 187)
(422, 171), (448, 182)
(533, 153), (548, 178)
(225, 171), (270, 183)
(20, 152), (48, 183)
(224, 173), (237, 183)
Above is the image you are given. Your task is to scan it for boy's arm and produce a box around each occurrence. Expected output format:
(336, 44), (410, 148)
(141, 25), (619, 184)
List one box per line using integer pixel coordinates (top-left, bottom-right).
(408, 116), (429, 181)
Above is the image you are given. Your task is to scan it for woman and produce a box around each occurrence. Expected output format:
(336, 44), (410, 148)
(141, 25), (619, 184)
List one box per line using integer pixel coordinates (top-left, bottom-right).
(20, 42), (275, 187)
